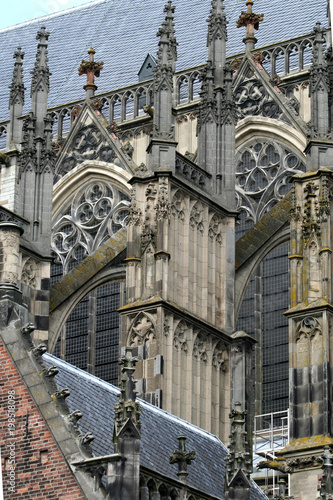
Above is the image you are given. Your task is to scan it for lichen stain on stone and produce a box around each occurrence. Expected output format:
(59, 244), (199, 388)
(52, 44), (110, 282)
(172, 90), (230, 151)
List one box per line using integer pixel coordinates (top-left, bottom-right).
(50, 227), (127, 311)
(236, 193), (292, 270)
(281, 434), (333, 453)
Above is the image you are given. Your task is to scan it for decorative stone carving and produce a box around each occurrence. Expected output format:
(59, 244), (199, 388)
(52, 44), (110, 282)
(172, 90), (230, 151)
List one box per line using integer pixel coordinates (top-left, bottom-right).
(90, 98), (103, 111)
(212, 341), (228, 370)
(129, 313), (156, 346)
(127, 187), (142, 226)
(169, 435), (195, 483)
(121, 141), (134, 159)
(56, 124), (119, 178)
(71, 104), (82, 118)
(231, 58), (242, 71)
(19, 112), (37, 173)
(0, 208), (25, 229)
(31, 27), (50, 94)
(295, 317), (321, 342)
(190, 201), (205, 233)
(9, 47), (25, 106)
(301, 181), (321, 245)
(171, 189), (186, 220)
(163, 317), (170, 336)
(175, 154), (208, 187)
(51, 181), (130, 273)
(252, 52), (264, 64)
(173, 321), (188, 352)
(21, 258), (37, 288)
(236, 141), (305, 227)
(141, 227), (156, 254)
(208, 213), (223, 244)
(193, 332), (207, 362)
(234, 76), (284, 121)
(155, 177), (170, 221)
(286, 455), (321, 472)
(259, 454), (322, 474)
(319, 446), (333, 496)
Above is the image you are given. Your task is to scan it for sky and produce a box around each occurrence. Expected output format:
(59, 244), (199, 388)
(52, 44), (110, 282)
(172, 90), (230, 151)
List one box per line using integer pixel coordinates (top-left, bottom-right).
(0, 0), (96, 30)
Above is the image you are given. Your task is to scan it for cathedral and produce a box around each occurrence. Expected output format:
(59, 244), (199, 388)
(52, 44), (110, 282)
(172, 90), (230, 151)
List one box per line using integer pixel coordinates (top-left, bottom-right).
(0, 0), (332, 498)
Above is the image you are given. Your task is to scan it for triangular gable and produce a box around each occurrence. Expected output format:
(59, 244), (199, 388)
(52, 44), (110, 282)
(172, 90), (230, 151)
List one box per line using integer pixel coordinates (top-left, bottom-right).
(54, 102), (138, 182)
(138, 53), (156, 82)
(233, 53), (309, 135)
(226, 468), (251, 490)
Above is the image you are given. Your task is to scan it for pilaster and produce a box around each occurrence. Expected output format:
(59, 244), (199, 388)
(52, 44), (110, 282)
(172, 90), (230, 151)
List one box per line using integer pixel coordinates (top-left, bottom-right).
(275, 168), (333, 497)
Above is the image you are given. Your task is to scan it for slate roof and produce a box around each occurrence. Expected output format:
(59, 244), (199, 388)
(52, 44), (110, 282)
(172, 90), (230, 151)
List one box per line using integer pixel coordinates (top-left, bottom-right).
(43, 353), (267, 499)
(0, 0), (328, 122)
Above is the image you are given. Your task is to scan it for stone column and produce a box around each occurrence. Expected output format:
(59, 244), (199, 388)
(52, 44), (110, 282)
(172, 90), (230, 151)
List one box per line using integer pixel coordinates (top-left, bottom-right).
(0, 221), (23, 303)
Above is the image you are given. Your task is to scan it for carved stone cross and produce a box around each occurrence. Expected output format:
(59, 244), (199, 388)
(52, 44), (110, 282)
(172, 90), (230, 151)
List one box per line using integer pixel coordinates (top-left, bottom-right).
(170, 435), (195, 482)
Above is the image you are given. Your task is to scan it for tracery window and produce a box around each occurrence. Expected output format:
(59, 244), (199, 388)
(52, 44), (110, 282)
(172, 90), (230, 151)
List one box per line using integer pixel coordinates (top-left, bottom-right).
(236, 140), (305, 237)
(51, 180), (130, 276)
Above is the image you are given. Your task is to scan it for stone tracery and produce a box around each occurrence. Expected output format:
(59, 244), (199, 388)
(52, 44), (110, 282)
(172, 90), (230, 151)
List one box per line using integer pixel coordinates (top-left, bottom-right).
(51, 181), (130, 273)
(236, 140), (305, 228)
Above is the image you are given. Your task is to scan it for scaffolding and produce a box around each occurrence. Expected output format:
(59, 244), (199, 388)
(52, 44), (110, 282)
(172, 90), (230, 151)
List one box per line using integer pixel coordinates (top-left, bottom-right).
(252, 409), (289, 498)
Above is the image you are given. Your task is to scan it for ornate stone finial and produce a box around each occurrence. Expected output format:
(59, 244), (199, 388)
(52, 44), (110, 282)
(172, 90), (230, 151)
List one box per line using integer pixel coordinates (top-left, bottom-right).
(320, 446), (333, 497)
(78, 48), (104, 99)
(163, 0), (177, 64)
(9, 47), (25, 107)
(155, 1), (177, 80)
(113, 347), (141, 452)
(169, 435), (196, 483)
(225, 402), (251, 499)
(31, 27), (51, 97)
(236, 0), (264, 51)
(313, 22), (326, 66)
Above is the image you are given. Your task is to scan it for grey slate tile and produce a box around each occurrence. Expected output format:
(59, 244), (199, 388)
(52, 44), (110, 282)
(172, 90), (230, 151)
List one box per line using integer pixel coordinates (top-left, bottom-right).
(43, 352), (267, 499)
(0, 0), (327, 123)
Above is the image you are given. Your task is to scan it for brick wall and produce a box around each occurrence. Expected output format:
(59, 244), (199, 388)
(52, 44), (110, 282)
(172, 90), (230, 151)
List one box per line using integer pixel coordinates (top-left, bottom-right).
(0, 339), (86, 500)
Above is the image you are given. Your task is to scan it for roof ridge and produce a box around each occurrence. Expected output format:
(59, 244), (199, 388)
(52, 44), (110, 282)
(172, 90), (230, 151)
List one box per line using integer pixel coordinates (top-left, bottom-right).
(0, 0), (111, 33)
(43, 352), (227, 446)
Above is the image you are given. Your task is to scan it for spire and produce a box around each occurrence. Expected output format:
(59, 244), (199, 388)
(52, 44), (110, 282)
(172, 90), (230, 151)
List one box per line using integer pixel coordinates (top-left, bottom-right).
(147, 1), (177, 172)
(18, 27), (55, 254)
(78, 48), (103, 99)
(170, 435), (196, 483)
(236, 0), (264, 51)
(113, 348), (141, 452)
(163, 0), (177, 72)
(225, 402), (251, 500)
(9, 47), (25, 108)
(197, 0), (237, 205)
(7, 48), (25, 150)
(207, 0), (228, 84)
(31, 27), (50, 136)
(152, 0), (177, 140)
